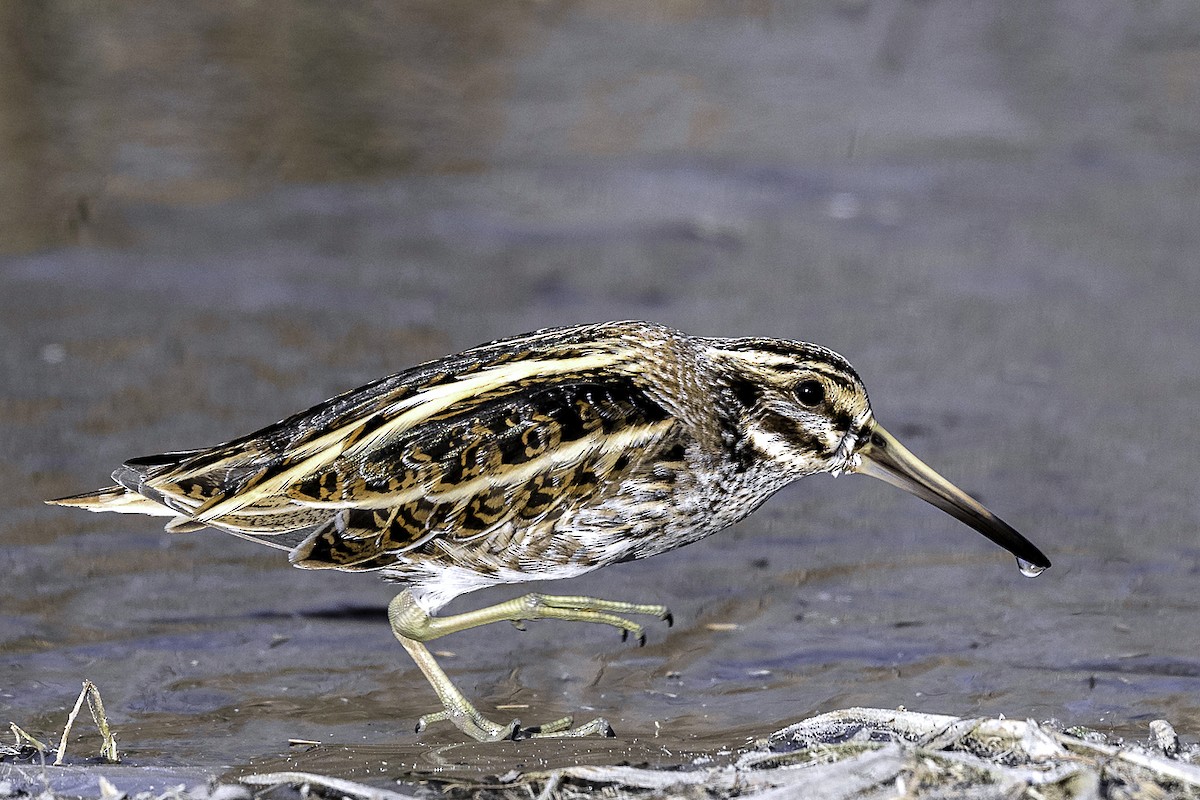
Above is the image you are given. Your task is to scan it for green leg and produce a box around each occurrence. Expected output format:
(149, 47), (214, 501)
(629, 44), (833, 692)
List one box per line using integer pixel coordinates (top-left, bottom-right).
(387, 589), (671, 741)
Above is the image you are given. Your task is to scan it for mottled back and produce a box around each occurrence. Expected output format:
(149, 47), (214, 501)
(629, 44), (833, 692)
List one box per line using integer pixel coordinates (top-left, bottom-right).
(98, 322), (688, 577)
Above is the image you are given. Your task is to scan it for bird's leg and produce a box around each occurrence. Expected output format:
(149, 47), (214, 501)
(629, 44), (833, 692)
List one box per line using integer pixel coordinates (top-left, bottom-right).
(393, 590), (673, 643)
(387, 589), (671, 740)
(393, 633), (520, 741)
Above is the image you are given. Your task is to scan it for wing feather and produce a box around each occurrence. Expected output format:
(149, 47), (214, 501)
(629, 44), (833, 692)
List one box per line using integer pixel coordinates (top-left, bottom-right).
(113, 323), (682, 560)
(132, 324), (643, 522)
(287, 381), (679, 570)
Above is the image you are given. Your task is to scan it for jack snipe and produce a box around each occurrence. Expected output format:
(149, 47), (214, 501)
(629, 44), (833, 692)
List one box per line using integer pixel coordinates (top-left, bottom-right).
(51, 321), (1050, 741)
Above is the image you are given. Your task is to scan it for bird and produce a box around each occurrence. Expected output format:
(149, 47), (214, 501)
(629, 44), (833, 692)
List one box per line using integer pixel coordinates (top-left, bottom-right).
(49, 320), (1050, 741)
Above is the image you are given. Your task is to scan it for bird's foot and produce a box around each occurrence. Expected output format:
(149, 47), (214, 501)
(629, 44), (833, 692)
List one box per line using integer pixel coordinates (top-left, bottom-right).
(415, 708), (519, 742)
(514, 715), (616, 739)
(390, 589), (672, 645)
(508, 593), (673, 647)
(416, 709), (615, 741)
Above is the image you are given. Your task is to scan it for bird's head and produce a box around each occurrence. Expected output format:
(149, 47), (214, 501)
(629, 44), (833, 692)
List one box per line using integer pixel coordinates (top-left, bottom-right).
(707, 337), (1050, 574)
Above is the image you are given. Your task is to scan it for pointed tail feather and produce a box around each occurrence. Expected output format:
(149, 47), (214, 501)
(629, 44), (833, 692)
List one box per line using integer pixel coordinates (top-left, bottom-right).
(48, 484), (316, 551)
(50, 448), (321, 548)
(46, 486), (176, 517)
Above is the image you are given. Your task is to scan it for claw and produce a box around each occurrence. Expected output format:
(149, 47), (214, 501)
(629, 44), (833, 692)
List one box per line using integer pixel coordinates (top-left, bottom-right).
(621, 628), (628, 642)
(664, 611), (674, 627)
(637, 632), (647, 647)
(414, 709), (449, 734)
(603, 723), (617, 738)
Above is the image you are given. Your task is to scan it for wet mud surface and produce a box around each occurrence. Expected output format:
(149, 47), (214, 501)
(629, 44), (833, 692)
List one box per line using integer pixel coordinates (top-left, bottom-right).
(2, 1), (1200, 793)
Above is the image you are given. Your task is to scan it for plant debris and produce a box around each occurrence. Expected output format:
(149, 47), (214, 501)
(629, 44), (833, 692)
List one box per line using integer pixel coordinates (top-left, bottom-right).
(6, 708), (1199, 799)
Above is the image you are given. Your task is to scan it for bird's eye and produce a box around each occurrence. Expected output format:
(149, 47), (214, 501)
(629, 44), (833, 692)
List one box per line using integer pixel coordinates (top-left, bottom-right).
(795, 380), (825, 407)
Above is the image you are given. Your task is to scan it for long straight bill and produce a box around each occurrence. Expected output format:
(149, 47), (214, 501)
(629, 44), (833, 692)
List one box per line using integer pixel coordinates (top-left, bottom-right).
(854, 423), (1050, 574)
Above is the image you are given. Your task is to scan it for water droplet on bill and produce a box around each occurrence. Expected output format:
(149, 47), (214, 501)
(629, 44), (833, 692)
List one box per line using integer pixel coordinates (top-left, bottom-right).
(1017, 558), (1046, 578)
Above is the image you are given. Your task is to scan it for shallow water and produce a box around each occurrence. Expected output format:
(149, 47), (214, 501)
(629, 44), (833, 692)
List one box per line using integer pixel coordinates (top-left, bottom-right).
(2, 0), (1200, 785)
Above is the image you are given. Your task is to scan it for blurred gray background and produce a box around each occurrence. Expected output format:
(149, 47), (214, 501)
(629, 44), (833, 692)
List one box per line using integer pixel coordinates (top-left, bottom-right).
(2, 0), (1199, 770)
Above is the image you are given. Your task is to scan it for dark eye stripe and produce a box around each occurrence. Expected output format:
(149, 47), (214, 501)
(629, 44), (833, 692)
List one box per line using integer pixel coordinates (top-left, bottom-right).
(803, 366), (856, 390)
(759, 412), (832, 457)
